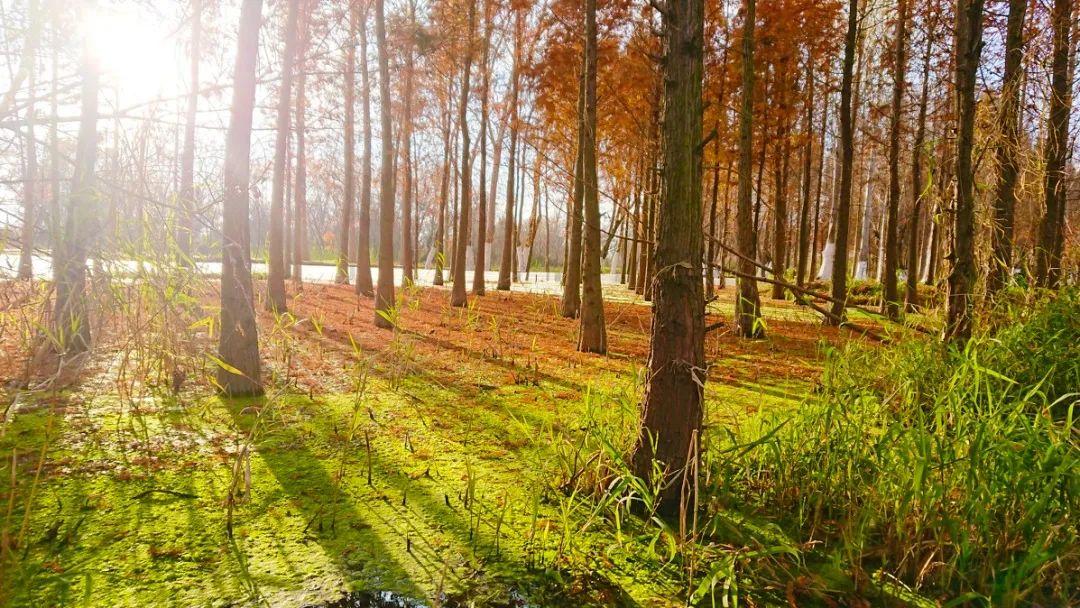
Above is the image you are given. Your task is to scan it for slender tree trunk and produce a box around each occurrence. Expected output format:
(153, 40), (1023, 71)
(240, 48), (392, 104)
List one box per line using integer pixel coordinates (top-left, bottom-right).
(945, 0), (985, 342)
(216, 0), (263, 396)
(497, 13), (523, 291)
(560, 58), (585, 314)
(578, 0), (606, 353)
(291, 19), (309, 285)
(882, 0), (908, 318)
(735, 0), (763, 337)
(374, 0), (397, 325)
(400, 3), (416, 286)
(1035, 0), (1073, 288)
(770, 131), (788, 300)
(266, 0), (300, 311)
(473, 0), (493, 295)
(434, 93), (451, 286)
(177, 0), (201, 267)
(796, 60), (815, 288)
(336, 1), (359, 285)
(355, 4), (375, 296)
(706, 130), (720, 299)
(829, 0), (858, 325)
(906, 28), (933, 311)
(631, 0), (706, 515)
(985, 0), (1026, 295)
(450, 0), (475, 308)
(18, 43), (37, 281)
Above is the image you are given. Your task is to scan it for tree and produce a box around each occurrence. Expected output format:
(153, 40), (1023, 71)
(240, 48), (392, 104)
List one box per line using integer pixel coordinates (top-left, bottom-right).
(266, 0), (301, 312)
(795, 60), (814, 289)
(177, 0), (202, 266)
(905, 17), (934, 312)
(945, 0), (985, 343)
(374, 0), (397, 326)
(986, 0), (1026, 296)
(829, 0), (858, 326)
(51, 31), (100, 355)
(355, 2), (375, 297)
(217, 0), (264, 396)
(631, 0), (706, 513)
(734, 0), (763, 338)
(497, 9), (523, 292)
(881, 0), (908, 319)
(291, 14), (310, 285)
(473, 0), (493, 295)
(1035, 0), (1073, 289)
(336, 1), (359, 285)
(578, 0), (606, 353)
(400, 1), (417, 287)
(17, 0), (41, 281)
(450, 0), (475, 308)
(560, 58), (585, 316)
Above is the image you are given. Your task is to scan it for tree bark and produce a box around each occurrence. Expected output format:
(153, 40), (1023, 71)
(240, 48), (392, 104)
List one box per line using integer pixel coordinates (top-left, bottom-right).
(882, 0), (908, 318)
(374, 0), (397, 324)
(631, 0), (706, 515)
(266, 0), (301, 311)
(177, 0), (202, 266)
(400, 2), (416, 286)
(472, 0), (492, 295)
(216, 0), (263, 396)
(945, 0), (985, 342)
(355, 4), (375, 296)
(829, 0), (858, 325)
(560, 55), (585, 315)
(735, 0), (763, 338)
(795, 60), (815, 289)
(336, 1), (359, 285)
(905, 25), (933, 311)
(450, 0), (475, 308)
(578, 0), (606, 353)
(291, 16), (310, 285)
(1035, 0), (1073, 288)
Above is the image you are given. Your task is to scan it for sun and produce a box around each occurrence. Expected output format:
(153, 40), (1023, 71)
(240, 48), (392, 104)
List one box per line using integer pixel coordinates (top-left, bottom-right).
(82, 6), (182, 103)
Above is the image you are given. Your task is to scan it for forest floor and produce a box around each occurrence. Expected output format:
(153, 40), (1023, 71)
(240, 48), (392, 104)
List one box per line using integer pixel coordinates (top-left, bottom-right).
(0, 278), (879, 607)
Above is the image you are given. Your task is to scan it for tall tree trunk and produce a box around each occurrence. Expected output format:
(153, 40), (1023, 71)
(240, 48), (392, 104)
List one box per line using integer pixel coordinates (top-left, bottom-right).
(882, 0), (908, 318)
(355, 4), (375, 296)
(796, 60), (815, 288)
(374, 0), (397, 324)
(336, 0), (358, 285)
(497, 12), (523, 292)
(829, 0), (858, 325)
(178, 0), (201, 266)
(434, 91), (451, 286)
(400, 2), (416, 286)
(631, 0), (706, 515)
(291, 20), (309, 285)
(266, 0), (301, 311)
(473, 0), (493, 295)
(578, 0), (606, 353)
(906, 26), (933, 311)
(560, 57), (585, 314)
(945, 0), (985, 342)
(449, 0), (475, 308)
(706, 130), (720, 299)
(735, 0), (763, 338)
(1035, 0), (1073, 288)
(216, 0), (263, 396)
(770, 131), (788, 300)
(986, 0), (1026, 295)
(18, 38), (37, 281)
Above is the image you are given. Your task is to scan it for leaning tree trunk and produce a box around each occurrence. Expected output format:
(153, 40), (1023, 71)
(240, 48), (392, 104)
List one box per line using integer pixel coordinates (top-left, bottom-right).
(882, 0), (908, 319)
(374, 0), (397, 325)
(216, 0), (264, 396)
(355, 4), (375, 297)
(631, 0), (705, 515)
(945, 0), (985, 343)
(734, 0), (763, 338)
(578, 0), (606, 353)
(336, 1), (358, 285)
(266, 0), (301, 311)
(829, 0), (858, 325)
(1035, 0), (1073, 289)
(450, 0), (475, 308)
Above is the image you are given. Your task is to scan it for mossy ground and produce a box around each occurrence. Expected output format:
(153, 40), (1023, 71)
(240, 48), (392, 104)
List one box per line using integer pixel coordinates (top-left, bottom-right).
(0, 281), (864, 607)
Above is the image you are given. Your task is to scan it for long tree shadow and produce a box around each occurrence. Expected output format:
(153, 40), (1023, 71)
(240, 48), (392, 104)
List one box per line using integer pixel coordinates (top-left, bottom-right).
(219, 395), (425, 603)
